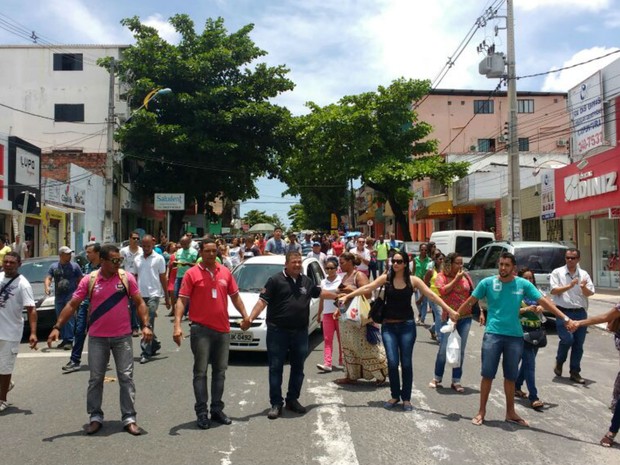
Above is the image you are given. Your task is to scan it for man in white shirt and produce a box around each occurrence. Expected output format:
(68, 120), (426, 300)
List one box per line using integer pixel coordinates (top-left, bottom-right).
(350, 237), (371, 276)
(135, 234), (170, 364)
(307, 242), (327, 267)
(10, 234), (28, 260)
(0, 252), (36, 413)
(120, 231), (143, 337)
(549, 247), (595, 384)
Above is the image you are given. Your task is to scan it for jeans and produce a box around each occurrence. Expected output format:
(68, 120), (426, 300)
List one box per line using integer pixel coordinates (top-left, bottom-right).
(70, 301), (88, 364)
(555, 307), (587, 374)
(266, 324), (308, 407)
(377, 260), (386, 275)
(190, 324), (230, 415)
(428, 300), (443, 342)
(87, 335), (136, 425)
(175, 276), (190, 316)
(610, 399), (620, 434)
(434, 317), (472, 384)
(381, 320), (416, 402)
(321, 314), (342, 367)
(140, 297), (160, 358)
(516, 344), (539, 401)
(55, 295), (74, 342)
(480, 333), (523, 381)
(416, 291), (428, 323)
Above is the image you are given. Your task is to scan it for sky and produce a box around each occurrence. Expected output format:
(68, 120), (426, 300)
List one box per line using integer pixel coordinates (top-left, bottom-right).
(1, 0), (619, 227)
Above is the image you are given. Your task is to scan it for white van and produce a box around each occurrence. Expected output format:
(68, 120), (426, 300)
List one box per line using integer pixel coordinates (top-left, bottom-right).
(429, 230), (495, 264)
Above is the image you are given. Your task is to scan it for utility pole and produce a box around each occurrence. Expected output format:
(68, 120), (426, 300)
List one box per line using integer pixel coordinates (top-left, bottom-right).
(506, 0), (521, 241)
(104, 57), (115, 243)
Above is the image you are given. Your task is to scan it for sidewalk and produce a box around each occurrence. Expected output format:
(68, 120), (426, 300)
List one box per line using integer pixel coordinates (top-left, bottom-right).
(590, 289), (620, 305)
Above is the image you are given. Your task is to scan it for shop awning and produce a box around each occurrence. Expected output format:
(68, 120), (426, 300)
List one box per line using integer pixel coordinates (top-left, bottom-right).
(415, 201), (477, 220)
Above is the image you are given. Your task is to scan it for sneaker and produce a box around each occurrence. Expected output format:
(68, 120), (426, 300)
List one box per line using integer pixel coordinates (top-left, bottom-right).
(316, 364), (332, 373)
(0, 401), (8, 412)
(267, 405), (282, 420)
(285, 399), (307, 414)
(63, 342), (73, 351)
(554, 362), (563, 377)
(196, 413), (210, 430)
(333, 364), (343, 371)
(56, 341), (66, 350)
(62, 361), (81, 373)
(139, 356), (149, 364)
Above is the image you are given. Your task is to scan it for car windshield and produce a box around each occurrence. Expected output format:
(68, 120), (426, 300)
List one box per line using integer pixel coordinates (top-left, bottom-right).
(233, 263), (284, 292)
(19, 260), (54, 283)
(514, 247), (567, 274)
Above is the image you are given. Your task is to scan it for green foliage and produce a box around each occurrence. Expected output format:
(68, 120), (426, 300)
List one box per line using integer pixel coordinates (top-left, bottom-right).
(107, 14), (295, 211)
(277, 78), (470, 240)
(242, 209), (284, 230)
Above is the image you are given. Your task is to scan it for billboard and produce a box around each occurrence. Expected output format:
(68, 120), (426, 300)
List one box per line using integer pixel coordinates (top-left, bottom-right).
(568, 72), (604, 156)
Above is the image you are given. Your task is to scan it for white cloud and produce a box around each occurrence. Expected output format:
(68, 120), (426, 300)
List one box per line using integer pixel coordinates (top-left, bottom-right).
(42, 0), (122, 43)
(542, 46), (620, 92)
(516, 0), (611, 12)
(604, 10), (620, 28)
(143, 14), (181, 44)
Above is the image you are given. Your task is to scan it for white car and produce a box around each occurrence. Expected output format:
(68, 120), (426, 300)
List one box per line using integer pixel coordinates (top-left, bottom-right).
(227, 255), (325, 351)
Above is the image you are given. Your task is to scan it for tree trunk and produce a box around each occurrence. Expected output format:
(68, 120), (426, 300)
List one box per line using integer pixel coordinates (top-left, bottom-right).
(364, 180), (412, 241)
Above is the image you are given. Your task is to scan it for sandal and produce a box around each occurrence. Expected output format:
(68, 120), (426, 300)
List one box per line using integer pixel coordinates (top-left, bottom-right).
(428, 379), (443, 389)
(334, 378), (357, 385)
(515, 389), (527, 398)
(451, 383), (465, 393)
(375, 378), (388, 387)
(530, 400), (544, 410)
(600, 432), (616, 447)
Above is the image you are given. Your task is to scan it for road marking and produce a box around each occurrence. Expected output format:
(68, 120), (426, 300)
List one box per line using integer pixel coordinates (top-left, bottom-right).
(18, 350), (83, 358)
(307, 382), (359, 465)
(411, 384), (452, 461)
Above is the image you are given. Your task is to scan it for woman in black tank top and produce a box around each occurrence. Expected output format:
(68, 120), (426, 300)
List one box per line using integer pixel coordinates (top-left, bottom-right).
(340, 250), (453, 411)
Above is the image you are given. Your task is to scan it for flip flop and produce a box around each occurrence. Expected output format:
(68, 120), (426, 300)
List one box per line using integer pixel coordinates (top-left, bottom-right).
(451, 383), (465, 393)
(530, 400), (544, 410)
(471, 415), (484, 426)
(505, 417), (530, 427)
(600, 433), (615, 447)
(514, 389), (527, 398)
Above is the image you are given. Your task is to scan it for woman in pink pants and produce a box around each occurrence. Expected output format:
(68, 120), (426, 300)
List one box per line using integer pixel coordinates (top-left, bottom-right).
(317, 257), (343, 372)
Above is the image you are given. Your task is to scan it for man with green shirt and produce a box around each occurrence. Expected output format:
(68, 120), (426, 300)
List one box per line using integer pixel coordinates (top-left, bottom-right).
(413, 243), (432, 324)
(457, 252), (571, 428)
(375, 236), (389, 275)
(174, 235), (198, 318)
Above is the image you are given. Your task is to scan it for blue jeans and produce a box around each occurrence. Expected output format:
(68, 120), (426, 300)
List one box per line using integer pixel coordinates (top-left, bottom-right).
(428, 300), (443, 342)
(434, 317), (472, 384)
(416, 291), (428, 323)
(87, 335), (136, 425)
(140, 297), (160, 358)
(175, 276), (190, 316)
(516, 344), (539, 401)
(480, 333), (523, 381)
(377, 260), (386, 275)
(70, 301), (88, 364)
(189, 323), (230, 415)
(381, 320), (416, 402)
(611, 399), (620, 434)
(55, 294), (74, 343)
(266, 324), (308, 407)
(555, 307), (587, 374)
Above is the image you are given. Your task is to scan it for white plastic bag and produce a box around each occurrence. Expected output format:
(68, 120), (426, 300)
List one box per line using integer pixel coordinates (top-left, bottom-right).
(345, 295), (362, 326)
(446, 329), (461, 367)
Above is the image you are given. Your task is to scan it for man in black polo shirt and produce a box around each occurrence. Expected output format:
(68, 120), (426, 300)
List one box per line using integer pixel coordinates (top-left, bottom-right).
(243, 251), (323, 419)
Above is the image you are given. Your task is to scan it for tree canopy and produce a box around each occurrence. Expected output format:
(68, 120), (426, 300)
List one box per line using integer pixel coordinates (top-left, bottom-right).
(103, 15), (295, 236)
(278, 78), (470, 240)
(242, 209), (285, 230)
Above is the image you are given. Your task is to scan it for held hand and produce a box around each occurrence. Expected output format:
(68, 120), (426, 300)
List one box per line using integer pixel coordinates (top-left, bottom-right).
(141, 327), (153, 343)
(29, 334), (38, 350)
(566, 319), (579, 332)
(47, 328), (60, 348)
(449, 311), (459, 322)
(240, 318), (251, 331)
(173, 326), (183, 346)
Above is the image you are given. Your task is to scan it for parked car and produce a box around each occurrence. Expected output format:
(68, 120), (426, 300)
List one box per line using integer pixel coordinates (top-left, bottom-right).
(466, 241), (568, 316)
(227, 255), (325, 351)
(19, 257), (58, 336)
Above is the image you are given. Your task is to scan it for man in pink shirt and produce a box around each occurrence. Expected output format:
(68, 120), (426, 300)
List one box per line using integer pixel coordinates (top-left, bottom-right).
(47, 244), (152, 436)
(174, 239), (249, 430)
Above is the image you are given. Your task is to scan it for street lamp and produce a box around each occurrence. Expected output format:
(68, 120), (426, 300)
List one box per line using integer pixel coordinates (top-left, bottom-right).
(103, 85), (172, 242)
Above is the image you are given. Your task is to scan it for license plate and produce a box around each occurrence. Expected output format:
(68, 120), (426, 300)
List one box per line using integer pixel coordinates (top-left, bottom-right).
(230, 332), (253, 342)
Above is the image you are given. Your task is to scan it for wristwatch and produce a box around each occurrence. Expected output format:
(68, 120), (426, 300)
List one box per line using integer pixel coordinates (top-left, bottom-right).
(52, 324), (61, 331)
(141, 323), (153, 330)
(563, 316), (570, 322)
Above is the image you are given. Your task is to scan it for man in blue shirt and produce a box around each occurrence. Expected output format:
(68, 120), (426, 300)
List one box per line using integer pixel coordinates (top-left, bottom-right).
(457, 252), (571, 427)
(264, 228), (286, 255)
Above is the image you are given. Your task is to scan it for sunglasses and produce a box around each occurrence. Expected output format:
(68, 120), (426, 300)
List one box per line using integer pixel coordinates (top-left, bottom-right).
(107, 257), (124, 265)
(131, 237), (140, 240)
(325, 266), (337, 270)
(565, 256), (578, 260)
(392, 259), (405, 265)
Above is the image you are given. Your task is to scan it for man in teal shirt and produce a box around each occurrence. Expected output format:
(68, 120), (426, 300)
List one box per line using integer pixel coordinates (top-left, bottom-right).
(457, 252), (571, 428)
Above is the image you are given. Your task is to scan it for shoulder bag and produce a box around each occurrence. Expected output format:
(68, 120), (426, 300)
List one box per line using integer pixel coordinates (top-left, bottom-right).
(369, 284), (387, 324)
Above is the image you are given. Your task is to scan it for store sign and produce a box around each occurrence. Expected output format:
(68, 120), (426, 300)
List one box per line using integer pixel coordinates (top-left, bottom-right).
(43, 178), (86, 211)
(540, 169), (556, 220)
(569, 72), (604, 156)
(564, 171), (617, 202)
(154, 193), (185, 210)
(15, 147), (40, 186)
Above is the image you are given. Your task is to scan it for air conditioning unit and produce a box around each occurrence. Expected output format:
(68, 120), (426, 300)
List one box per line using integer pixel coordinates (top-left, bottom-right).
(497, 135), (507, 143)
(557, 138), (568, 147)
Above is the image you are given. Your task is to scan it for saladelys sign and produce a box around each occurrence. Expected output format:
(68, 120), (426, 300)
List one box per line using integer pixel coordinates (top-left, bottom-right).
(554, 147), (620, 217)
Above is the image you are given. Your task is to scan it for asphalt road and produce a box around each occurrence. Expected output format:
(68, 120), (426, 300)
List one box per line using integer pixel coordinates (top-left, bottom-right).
(2, 299), (619, 465)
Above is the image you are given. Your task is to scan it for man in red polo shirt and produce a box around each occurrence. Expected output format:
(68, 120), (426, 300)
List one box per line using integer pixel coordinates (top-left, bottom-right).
(173, 239), (249, 430)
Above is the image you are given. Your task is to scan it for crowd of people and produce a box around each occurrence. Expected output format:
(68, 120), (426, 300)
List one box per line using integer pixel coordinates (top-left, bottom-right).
(0, 229), (619, 449)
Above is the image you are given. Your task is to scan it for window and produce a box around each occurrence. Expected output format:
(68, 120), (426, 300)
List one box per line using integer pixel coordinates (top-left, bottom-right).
(53, 53), (83, 71)
(518, 137), (530, 152)
(54, 104), (84, 122)
(477, 138), (496, 152)
(517, 99), (534, 113)
(473, 100), (494, 114)
(455, 236), (473, 258)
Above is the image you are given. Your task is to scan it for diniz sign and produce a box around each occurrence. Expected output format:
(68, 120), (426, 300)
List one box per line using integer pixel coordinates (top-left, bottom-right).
(564, 171), (618, 202)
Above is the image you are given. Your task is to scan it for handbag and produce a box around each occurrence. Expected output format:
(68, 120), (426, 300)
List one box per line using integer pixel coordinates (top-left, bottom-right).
(369, 285), (387, 324)
(523, 326), (547, 348)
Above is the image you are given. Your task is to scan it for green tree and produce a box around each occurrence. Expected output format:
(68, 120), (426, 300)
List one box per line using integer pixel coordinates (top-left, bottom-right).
(242, 209), (284, 230)
(103, 15), (295, 238)
(287, 203), (309, 231)
(279, 78), (469, 241)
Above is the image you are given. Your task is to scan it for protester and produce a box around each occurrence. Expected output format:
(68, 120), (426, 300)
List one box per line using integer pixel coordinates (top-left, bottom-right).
(264, 228), (286, 255)
(317, 257), (343, 373)
(120, 230), (143, 336)
(0, 252), (36, 413)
